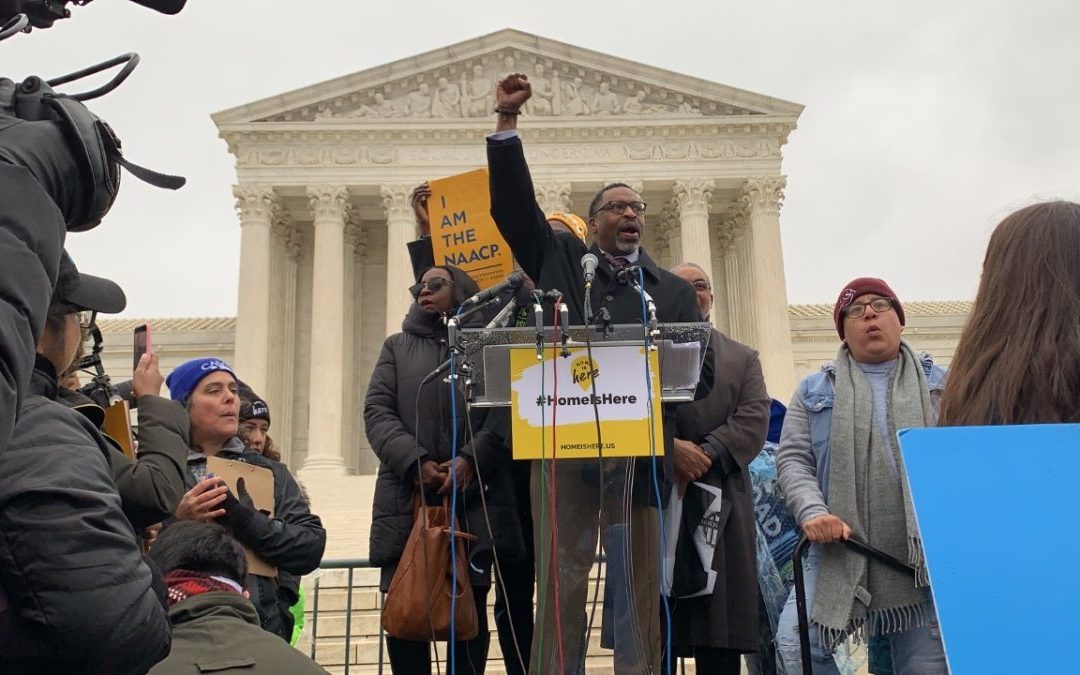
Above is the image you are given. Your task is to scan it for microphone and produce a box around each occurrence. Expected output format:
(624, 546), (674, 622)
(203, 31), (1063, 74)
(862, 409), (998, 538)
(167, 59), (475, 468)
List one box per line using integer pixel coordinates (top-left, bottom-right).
(129, 0), (188, 14)
(580, 253), (598, 285)
(461, 271), (526, 308)
(484, 297), (518, 329)
(616, 265), (643, 286)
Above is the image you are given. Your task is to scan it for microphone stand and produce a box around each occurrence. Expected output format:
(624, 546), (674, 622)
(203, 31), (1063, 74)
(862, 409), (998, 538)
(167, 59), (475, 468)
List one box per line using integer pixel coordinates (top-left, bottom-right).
(622, 269), (659, 343)
(483, 297), (517, 329)
(532, 290), (545, 361)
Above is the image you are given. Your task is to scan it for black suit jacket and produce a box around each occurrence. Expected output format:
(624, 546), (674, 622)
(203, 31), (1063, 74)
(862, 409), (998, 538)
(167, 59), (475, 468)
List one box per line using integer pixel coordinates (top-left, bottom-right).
(486, 134), (713, 499)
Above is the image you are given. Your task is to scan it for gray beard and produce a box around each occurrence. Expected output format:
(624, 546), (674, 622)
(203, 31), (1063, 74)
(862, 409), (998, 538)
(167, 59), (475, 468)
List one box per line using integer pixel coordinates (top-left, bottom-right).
(613, 240), (640, 255)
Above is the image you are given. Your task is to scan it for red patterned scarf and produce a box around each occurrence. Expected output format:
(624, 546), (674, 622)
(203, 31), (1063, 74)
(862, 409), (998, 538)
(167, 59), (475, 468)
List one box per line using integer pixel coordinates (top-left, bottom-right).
(164, 569), (243, 608)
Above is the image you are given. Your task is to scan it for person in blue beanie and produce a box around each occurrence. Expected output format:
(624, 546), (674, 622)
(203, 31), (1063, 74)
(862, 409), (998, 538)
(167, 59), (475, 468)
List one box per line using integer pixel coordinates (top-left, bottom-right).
(164, 357), (326, 642)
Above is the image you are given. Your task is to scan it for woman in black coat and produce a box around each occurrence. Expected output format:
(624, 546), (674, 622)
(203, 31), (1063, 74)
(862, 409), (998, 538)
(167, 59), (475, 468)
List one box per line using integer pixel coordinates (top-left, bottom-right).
(365, 264), (523, 675)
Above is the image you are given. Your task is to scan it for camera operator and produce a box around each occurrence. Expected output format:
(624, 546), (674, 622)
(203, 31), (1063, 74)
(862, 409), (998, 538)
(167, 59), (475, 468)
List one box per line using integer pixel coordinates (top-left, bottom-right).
(0, 252), (170, 674)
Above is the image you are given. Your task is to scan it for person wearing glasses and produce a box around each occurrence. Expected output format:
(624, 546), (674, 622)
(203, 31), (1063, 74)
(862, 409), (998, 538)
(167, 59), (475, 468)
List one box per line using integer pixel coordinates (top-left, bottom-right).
(364, 264), (523, 675)
(486, 73), (710, 675)
(0, 252), (171, 674)
(775, 278), (948, 674)
(668, 262), (770, 675)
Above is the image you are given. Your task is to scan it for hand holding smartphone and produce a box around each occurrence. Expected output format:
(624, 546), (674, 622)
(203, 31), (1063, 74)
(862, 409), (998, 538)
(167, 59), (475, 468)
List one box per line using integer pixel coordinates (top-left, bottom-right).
(133, 323), (152, 371)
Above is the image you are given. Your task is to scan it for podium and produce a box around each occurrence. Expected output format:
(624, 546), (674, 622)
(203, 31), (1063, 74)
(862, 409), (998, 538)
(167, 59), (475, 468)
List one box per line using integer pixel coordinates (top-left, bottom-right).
(455, 321), (711, 674)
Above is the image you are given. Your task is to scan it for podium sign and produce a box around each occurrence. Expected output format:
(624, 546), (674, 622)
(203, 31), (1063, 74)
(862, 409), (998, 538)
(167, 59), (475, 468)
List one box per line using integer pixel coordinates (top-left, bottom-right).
(509, 344), (663, 460)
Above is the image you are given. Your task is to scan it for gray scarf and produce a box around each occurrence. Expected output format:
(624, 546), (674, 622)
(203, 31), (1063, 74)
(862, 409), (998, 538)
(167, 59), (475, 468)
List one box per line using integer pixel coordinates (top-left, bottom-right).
(812, 341), (932, 649)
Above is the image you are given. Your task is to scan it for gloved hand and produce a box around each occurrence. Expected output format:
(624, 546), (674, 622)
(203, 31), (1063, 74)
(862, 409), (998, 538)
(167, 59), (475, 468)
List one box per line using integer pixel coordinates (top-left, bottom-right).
(216, 477), (260, 531)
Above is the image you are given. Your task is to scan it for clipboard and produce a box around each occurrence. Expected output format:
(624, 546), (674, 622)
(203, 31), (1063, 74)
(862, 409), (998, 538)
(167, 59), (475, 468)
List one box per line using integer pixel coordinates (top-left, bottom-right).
(206, 456), (277, 578)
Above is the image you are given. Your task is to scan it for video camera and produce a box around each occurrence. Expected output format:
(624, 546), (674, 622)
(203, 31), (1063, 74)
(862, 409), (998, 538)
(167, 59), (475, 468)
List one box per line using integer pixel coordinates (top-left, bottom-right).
(0, 0), (185, 31)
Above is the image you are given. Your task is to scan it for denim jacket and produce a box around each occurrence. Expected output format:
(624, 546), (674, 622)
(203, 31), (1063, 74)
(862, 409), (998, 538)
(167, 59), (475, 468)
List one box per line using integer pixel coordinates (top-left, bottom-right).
(776, 349), (946, 526)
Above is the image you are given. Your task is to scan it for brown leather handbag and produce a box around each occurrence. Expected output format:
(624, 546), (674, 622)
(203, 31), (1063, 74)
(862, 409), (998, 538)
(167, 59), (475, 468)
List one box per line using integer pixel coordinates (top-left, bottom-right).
(381, 497), (479, 641)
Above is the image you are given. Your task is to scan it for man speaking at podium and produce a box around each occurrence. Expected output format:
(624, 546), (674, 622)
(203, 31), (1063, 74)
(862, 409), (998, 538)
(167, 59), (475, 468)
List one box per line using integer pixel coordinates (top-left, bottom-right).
(487, 73), (710, 675)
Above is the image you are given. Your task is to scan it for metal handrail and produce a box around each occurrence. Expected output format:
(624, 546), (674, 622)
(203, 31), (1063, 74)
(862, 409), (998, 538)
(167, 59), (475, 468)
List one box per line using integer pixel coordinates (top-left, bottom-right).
(309, 558), (376, 675)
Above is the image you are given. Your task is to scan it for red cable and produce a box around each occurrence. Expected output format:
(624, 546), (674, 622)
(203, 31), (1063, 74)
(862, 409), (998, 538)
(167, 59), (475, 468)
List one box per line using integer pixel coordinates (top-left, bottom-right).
(548, 300), (566, 674)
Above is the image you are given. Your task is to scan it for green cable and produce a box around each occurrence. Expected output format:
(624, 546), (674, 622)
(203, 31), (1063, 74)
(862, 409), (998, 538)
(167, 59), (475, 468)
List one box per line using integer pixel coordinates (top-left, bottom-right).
(534, 352), (549, 674)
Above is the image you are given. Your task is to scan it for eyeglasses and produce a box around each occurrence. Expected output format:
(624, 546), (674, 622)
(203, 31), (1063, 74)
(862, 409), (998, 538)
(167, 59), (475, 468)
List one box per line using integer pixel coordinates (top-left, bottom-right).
(690, 280), (711, 291)
(77, 310), (96, 330)
(591, 200), (647, 216)
(409, 276), (453, 299)
(843, 297), (894, 319)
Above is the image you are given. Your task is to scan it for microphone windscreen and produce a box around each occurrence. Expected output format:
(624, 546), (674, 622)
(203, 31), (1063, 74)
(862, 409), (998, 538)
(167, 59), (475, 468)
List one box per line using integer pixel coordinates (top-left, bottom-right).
(128, 0), (187, 14)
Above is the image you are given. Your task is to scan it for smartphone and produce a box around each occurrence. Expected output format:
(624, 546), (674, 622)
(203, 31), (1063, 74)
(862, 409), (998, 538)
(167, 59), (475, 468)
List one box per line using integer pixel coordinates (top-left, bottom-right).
(133, 323), (152, 370)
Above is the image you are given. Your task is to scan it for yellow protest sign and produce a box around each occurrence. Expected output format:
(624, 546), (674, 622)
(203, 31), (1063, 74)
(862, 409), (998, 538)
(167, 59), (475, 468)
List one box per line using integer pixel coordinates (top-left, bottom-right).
(428, 168), (513, 289)
(509, 345), (664, 460)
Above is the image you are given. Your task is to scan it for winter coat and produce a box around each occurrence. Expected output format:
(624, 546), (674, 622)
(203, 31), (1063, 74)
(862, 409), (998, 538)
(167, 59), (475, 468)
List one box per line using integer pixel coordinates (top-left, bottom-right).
(58, 386), (189, 532)
(149, 591), (327, 675)
(777, 351), (946, 527)
(0, 164), (65, 453)
(670, 329), (771, 653)
(0, 356), (171, 674)
(365, 266), (525, 585)
(486, 134), (714, 499)
(181, 439), (326, 642)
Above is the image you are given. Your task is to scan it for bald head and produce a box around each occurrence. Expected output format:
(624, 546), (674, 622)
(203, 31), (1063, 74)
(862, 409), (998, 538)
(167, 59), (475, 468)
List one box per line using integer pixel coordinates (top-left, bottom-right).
(672, 262), (713, 319)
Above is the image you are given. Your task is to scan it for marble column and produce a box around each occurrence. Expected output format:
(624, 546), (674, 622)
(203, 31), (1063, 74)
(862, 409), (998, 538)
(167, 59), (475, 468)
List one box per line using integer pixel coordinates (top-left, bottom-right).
(233, 185), (279, 397)
(741, 176), (796, 398)
(722, 206), (757, 348)
(534, 181), (573, 216)
(301, 185), (351, 476)
(673, 178), (715, 322)
(267, 212), (301, 466)
(382, 184), (414, 338)
(658, 199), (680, 269)
(341, 213), (365, 473)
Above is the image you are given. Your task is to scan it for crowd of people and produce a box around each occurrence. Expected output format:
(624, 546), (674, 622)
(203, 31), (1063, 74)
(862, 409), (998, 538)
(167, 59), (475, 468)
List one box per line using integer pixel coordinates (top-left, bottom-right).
(0, 63), (1078, 675)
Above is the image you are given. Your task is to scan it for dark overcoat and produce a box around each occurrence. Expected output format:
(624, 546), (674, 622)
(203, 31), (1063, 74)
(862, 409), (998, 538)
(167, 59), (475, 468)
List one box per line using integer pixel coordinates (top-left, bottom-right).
(670, 329), (770, 653)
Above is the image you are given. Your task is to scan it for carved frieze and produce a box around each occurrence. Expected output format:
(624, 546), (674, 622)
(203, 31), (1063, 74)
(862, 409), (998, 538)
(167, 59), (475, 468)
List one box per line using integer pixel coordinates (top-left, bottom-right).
(234, 138), (782, 169)
(256, 49), (760, 123)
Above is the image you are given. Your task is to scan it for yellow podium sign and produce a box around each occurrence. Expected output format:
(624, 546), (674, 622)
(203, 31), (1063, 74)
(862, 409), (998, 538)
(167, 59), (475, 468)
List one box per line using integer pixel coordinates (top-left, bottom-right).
(509, 345), (664, 460)
(428, 168), (513, 290)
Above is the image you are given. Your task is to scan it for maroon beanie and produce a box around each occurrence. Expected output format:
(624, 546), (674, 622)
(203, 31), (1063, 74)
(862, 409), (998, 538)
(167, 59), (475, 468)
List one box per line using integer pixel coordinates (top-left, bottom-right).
(833, 277), (905, 339)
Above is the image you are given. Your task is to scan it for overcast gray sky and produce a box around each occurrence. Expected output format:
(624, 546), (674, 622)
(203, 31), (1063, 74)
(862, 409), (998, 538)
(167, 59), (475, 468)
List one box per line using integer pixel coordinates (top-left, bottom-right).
(6, 0), (1078, 317)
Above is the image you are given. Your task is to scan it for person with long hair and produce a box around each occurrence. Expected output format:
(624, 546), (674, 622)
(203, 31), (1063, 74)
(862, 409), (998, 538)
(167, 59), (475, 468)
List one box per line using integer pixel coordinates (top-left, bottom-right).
(939, 200), (1080, 426)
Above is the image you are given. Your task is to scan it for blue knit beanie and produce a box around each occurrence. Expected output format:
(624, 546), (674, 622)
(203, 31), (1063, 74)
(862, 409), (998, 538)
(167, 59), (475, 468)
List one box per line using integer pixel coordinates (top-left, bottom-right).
(166, 357), (237, 403)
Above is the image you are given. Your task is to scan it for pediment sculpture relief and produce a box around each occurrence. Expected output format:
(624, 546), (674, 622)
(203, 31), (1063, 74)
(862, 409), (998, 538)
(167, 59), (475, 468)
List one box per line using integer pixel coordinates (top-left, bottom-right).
(285, 51), (751, 122)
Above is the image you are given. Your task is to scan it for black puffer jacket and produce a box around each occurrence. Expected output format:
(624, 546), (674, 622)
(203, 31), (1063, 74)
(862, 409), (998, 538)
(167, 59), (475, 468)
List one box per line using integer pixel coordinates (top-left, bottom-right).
(365, 266), (524, 584)
(0, 164), (65, 454)
(0, 357), (171, 674)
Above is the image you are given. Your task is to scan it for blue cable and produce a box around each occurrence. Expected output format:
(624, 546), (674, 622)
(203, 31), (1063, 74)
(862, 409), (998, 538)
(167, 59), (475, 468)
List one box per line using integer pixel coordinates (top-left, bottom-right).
(638, 267), (672, 675)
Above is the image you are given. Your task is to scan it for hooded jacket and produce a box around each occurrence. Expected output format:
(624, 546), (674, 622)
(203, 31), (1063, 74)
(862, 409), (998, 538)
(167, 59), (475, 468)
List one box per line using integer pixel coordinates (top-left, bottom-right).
(0, 356), (171, 674)
(365, 266), (525, 581)
(149, 591), (327, 675)
(0, 164), (65, 454)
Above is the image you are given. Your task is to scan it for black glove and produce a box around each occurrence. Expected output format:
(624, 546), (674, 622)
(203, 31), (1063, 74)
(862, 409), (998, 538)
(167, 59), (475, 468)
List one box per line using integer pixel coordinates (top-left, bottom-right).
(217, 477), (258, 531)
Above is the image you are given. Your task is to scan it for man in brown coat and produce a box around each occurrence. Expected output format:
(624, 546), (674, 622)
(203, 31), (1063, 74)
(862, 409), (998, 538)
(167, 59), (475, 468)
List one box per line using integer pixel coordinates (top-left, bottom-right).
(668, 262), (771, 674)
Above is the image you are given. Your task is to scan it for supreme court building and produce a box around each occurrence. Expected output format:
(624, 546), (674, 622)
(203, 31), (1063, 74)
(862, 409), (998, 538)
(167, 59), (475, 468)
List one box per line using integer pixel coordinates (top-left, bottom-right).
(210, 28), (806, 478)
(95, 31), (970, 555)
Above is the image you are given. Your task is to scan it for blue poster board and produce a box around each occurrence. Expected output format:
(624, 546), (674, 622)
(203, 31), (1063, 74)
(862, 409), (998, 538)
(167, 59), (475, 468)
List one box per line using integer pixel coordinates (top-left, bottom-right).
(898, 424), (1080, 675)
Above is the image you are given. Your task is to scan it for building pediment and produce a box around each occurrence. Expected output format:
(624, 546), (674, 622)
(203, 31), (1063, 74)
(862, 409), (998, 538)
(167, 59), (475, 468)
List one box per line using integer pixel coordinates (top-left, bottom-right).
(212, 29), (802, 128)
